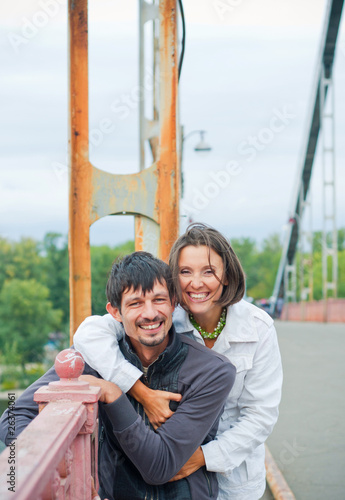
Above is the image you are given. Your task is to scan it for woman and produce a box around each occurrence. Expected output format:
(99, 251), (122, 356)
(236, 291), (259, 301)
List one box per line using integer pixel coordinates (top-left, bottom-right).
(74, 223), (282, 499)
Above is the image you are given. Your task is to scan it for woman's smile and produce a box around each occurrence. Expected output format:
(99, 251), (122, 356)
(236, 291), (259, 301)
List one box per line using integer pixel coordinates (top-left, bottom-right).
(187, 292), (210, 302)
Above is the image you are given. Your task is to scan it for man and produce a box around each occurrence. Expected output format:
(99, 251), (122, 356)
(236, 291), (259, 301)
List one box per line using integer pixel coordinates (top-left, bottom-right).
(0, 252), (235, 500)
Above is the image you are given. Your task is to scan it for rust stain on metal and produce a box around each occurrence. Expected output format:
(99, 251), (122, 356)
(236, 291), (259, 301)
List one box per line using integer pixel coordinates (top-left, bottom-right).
(156, 0), (179, 261)
(135, 216), (144, 251)
(265, 445), (296, 500)
(68, 0), (91, 341)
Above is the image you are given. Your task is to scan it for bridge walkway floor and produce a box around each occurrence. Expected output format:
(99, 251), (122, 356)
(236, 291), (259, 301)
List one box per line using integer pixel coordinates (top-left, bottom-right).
(263, 320), (345, 500)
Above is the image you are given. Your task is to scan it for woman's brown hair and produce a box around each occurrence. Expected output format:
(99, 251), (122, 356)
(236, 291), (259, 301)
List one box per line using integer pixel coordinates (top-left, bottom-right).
(169, 223), (245, 310)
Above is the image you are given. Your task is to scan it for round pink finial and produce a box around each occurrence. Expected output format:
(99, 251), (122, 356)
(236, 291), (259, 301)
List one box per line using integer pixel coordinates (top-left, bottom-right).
(55, 348), (85, 380)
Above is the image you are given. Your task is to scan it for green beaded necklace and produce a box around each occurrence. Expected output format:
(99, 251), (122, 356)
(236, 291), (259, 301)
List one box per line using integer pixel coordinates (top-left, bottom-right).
(189, 308), (227, 339)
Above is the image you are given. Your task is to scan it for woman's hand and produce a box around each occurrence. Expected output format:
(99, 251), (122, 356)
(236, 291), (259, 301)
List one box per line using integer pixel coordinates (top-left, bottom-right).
(143, 389), (182, 429)
(169, 447), (206, 481)
(129, 380), (182, 429)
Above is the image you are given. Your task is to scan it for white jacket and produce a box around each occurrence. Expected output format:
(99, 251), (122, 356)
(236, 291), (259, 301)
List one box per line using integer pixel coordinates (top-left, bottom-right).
(74, 299), (282, 500)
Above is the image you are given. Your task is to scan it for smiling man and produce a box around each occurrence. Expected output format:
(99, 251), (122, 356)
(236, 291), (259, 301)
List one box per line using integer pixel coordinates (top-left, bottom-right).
(90, 252), (236, 499)
(0, 252), (235, 500)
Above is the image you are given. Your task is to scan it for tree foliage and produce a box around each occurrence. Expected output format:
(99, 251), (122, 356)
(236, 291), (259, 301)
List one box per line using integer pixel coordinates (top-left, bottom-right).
(91, 240), (134, 316)
(231, 233), (282, 300)
(41, 233), (69, 328)
(0, 279), (62, 365)
(0, 237), (44, 290)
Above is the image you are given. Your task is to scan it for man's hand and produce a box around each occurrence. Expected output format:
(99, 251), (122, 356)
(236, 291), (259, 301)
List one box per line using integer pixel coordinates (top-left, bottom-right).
(169, 447), (206, 481)
(91, 475), (109, 500)
(79, 375), (122, 404)
(129, 380), (182, 430)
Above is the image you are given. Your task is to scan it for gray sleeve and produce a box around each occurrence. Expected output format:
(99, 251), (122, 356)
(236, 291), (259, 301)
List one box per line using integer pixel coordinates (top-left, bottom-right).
(104, 359), (236, 484)
(0, 366), (58, 445)
(0, 362), (97, 446)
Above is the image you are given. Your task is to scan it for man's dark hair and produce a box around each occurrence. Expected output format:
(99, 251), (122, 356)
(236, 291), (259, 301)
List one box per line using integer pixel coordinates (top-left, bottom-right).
(106, 251), (175, 311)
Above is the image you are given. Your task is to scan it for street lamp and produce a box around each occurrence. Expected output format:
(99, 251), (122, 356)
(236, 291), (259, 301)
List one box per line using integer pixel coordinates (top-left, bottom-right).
(183, 130), (212, 152)
(180, 129), (212, 199)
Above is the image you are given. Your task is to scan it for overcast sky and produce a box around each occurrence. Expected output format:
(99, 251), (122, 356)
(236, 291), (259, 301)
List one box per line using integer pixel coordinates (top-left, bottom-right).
(1, 0), (345, 248)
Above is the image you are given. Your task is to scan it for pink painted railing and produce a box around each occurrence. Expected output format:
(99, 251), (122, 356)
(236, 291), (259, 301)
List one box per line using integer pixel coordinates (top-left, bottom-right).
(0, 349), (101, 500)
(281, 298), (345, 322)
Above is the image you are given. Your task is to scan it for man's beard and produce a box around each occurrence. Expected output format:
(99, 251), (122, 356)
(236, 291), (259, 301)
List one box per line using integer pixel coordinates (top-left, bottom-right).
(137, 331), (167, 347)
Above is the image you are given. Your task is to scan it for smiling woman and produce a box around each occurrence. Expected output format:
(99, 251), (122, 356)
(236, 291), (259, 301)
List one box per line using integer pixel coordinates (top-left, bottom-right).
(178, 245), (227, 330)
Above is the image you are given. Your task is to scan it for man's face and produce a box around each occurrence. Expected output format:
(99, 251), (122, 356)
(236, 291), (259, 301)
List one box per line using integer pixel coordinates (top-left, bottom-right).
(108, 280), (174, 350)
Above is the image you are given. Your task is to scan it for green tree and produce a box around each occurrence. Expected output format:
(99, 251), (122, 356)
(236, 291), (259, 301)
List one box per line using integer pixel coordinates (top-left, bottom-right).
(42, 233), (69, 330)
(91, 245), (116, 316)
(313, 229), (345, 253)
(338, 229), (345, 251)
(0, 279), (62, 367)
(231, 237), (259, 292)
(313, 231), (322, 254)
(0, 238), (13, 297)
(338, 250), (345, 297)
(0, 237), (44, 290)
(91, 240), (135, 315)
(246, 234), (282, 300)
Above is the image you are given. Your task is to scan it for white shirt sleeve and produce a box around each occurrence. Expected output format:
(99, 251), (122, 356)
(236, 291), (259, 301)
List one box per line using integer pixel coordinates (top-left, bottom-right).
(73, 314), (143, 393)
(201, 324), (282, 474)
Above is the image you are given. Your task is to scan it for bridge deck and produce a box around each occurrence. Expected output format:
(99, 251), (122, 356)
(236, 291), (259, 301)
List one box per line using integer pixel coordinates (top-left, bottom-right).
(264, 321), (345, 499)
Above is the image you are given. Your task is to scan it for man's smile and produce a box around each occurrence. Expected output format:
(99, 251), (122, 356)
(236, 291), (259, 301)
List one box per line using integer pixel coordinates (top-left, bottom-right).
(139, 321), (163, 331)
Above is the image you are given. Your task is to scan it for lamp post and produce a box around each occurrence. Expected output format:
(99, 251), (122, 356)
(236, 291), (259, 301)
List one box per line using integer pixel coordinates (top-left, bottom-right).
(180, 129), (212, 202)
(182, 130), (212, 152)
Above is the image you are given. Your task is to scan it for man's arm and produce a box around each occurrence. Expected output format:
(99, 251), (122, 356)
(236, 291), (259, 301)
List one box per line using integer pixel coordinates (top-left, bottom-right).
(101, 357), (236, 485)
(0, 366), (59, 445)
(0, 363), (98, 445)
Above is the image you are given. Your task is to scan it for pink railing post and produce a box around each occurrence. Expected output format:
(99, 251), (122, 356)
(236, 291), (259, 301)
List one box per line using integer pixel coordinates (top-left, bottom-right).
(34, 349), (101, 499)
(0, 348), (101, 500)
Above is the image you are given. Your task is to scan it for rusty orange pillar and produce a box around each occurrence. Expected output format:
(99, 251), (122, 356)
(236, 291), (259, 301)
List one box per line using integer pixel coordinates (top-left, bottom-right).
(157, 0), (179, 262)
(68, 0), (91, 339)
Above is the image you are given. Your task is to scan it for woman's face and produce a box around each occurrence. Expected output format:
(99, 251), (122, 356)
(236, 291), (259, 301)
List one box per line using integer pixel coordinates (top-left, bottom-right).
(178, 245), (226, 318)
